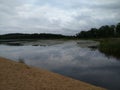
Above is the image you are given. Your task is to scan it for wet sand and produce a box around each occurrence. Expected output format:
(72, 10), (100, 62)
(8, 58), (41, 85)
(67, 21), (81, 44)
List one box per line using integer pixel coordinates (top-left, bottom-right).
(0, 57), (106, 90)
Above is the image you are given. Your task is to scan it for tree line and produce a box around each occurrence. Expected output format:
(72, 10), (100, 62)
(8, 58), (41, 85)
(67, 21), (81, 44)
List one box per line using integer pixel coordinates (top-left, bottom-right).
(0, 33), (74, 39)
(0, 22), (120, 39)
(76, 22), (120, 38)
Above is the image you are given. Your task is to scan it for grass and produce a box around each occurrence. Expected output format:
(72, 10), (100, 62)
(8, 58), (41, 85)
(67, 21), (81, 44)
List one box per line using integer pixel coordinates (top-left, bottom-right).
(98, 38), (120, 59)
(18, 57), (30, 69)
(18, 58), (25, 64)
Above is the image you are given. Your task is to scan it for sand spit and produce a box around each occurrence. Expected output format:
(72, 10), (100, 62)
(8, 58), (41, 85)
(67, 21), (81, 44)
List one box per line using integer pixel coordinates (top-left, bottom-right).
(0, 57), (106, 90)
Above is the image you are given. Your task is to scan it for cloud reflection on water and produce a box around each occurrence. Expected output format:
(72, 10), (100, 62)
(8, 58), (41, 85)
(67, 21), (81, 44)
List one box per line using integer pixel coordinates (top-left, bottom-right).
(0, 41), (120, 90)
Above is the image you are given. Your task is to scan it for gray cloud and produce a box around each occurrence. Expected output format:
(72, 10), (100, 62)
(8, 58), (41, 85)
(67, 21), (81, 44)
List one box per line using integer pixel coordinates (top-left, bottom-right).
(0, 0), (120, 35)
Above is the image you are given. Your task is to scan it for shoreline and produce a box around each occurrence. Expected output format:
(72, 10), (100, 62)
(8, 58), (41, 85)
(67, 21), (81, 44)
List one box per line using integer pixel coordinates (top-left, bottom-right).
(0, 57), (106, 90)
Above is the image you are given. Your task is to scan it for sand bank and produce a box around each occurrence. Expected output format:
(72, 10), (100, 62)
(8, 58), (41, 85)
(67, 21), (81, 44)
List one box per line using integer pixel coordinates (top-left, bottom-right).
(0, 57), (106, 90)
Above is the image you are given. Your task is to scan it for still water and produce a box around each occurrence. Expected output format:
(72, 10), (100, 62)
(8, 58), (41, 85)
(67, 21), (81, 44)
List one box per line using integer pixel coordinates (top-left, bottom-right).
(0, 40), (120, 90)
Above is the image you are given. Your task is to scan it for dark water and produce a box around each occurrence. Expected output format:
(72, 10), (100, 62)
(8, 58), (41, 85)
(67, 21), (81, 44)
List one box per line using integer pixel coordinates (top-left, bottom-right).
(0, 40), (120, 90)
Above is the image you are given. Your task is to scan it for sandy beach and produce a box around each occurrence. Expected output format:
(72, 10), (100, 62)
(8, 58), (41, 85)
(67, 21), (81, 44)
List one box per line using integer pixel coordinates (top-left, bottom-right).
(0, 57), (106, 90)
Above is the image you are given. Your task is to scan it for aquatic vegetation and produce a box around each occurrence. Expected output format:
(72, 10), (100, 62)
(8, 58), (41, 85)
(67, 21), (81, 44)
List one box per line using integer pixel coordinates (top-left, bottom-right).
(99, 38), (120, 58)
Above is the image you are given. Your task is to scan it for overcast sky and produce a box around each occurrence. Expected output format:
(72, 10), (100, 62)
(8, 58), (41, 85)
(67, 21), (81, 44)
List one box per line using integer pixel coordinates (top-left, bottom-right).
(0, 0), (120, 35)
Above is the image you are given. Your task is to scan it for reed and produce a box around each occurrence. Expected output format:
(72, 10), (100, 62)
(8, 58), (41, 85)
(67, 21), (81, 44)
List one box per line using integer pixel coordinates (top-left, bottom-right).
(99, 38), (120, 59)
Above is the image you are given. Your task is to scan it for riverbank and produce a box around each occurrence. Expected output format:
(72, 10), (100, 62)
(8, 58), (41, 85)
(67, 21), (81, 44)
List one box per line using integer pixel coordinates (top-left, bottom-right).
(0, 57), (106, 90)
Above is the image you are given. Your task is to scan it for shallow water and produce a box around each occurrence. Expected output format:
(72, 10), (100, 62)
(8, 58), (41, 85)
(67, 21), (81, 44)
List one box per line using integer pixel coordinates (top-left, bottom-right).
(0, 40), (120, 90)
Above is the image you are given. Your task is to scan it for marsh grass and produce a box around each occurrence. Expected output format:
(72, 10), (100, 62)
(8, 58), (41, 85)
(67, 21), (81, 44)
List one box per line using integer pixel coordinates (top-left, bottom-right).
(18, 58), (25, 64)
(99, 38), (120, 59)
(18, 57), (30, 69)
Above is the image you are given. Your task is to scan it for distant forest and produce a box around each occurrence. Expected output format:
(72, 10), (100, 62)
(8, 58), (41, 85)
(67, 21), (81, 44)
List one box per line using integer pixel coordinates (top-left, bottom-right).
(0, 22), (120, 39)
(76, 22), (120, 38)
(0, 33), (74, 39)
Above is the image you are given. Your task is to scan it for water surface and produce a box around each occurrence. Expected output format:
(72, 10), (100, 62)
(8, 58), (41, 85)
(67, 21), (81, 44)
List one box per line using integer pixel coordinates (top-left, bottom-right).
(0, 40), (120, 90)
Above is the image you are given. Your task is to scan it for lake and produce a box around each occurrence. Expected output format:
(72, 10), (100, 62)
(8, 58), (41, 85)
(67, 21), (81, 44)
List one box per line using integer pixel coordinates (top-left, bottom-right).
(0, 40), (120, 90)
